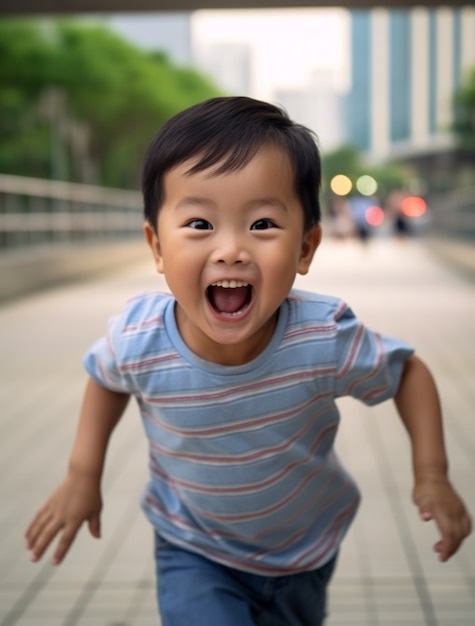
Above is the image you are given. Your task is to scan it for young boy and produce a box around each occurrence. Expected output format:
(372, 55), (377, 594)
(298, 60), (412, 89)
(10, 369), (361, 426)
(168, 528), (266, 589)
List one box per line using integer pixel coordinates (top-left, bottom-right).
(25, 97), (471, 626)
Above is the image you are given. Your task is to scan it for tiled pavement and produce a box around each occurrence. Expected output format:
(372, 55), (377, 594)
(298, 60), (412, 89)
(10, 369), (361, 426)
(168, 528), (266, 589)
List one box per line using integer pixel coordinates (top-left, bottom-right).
(1, 236), (474, 626)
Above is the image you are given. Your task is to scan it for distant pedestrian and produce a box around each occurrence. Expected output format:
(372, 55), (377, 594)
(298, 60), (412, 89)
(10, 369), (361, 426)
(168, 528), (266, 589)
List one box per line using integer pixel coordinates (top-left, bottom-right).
(348, 194), (377, 242)
(329, 194), (356, 239)
(385, 188), (410, 237)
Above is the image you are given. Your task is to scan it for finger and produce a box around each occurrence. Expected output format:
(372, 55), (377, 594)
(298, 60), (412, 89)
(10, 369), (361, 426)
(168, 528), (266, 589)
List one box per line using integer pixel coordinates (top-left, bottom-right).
(433, 539), (447, 561)
(414, 494), (435, 521)
(88, 514), (101, 539)
(435, 537), (459, 562)
(25, 507), (53, 549)
(436, 527), (456, 562)
(26, 510), (56, 554)
(434, 519), (465, 562)
(51, 522), (82, 565)
(420, 511), (433, 521)
(29, 517), (64, 562)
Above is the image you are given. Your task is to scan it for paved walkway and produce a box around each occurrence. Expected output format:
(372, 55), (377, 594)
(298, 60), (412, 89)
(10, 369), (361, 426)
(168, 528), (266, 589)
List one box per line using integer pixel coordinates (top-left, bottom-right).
(1, 237), (474, 626)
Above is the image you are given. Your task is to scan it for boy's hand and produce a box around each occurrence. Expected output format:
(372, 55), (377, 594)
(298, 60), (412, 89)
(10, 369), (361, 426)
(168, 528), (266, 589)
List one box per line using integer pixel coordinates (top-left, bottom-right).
(413, 476), (472, 562)
(25, 474), (102, 565)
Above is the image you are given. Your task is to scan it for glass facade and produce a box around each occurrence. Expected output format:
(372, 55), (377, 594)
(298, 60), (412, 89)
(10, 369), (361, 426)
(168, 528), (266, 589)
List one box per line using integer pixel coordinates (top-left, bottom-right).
(346, 7), (472, 155)
(346, 10), (371, 152)
(389, 10), (411, 142)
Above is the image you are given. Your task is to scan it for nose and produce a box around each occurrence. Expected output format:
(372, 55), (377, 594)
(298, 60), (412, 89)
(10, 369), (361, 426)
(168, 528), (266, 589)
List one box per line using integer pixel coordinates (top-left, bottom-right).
(211, 231), (251, 265)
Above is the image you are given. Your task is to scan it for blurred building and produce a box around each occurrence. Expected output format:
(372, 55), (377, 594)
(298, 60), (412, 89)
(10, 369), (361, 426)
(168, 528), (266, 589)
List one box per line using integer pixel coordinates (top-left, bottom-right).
(346, 6), (475, 160)
(275, 69), (345, 152)
(193, 43), (252, 96)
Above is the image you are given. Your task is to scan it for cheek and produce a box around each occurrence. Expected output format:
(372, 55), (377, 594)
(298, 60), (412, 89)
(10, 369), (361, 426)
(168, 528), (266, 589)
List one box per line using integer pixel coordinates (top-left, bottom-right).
(163, 249), (201, 291)
(263, 239), (301, 271)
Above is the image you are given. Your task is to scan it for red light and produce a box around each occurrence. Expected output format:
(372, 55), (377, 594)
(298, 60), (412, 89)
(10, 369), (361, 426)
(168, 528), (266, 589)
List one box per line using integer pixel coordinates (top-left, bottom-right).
(401, 196), (426, 218)
(365, 205), (384, 226)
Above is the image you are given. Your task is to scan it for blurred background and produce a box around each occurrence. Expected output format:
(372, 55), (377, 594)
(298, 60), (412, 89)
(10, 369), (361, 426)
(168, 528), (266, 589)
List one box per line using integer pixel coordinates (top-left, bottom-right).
(0, 3), (474, 299)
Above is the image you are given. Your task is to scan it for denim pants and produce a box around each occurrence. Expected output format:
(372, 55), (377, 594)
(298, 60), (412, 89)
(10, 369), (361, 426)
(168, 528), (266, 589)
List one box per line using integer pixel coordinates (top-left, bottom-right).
(154, 534), (337, 626)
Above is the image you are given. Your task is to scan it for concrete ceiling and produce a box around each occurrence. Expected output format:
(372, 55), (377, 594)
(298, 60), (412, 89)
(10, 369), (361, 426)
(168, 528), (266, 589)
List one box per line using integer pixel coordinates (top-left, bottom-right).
(0, 0), (471, 15)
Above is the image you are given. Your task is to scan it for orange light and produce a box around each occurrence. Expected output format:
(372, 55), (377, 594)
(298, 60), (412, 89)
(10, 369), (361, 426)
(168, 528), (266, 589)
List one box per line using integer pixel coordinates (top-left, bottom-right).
(401, 196), (426, 218)
(365, 205), (384, 226)
(330, 174), (352, 196)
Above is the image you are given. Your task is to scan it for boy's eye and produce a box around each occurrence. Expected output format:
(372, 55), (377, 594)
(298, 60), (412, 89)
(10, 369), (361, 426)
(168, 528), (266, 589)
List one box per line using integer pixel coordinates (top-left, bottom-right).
(251, 219), (275, 230)
(187, 219), (213, 230)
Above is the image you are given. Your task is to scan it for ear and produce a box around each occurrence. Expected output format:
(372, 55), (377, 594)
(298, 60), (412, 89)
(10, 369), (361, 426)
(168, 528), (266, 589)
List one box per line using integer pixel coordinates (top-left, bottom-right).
(143, 222), (165, 274)
(298, 225), (322, 275)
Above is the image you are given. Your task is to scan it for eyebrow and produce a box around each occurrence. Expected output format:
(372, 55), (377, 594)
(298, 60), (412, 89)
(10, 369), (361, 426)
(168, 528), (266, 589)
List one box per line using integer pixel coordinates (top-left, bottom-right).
(175, 197), (214, 210)
(252, 197), (288, 211)
(176, 196), (289, 212)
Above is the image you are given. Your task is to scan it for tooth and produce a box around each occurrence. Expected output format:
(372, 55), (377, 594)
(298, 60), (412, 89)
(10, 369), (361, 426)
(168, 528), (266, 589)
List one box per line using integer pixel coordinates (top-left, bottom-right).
(211, 281), (249, 288)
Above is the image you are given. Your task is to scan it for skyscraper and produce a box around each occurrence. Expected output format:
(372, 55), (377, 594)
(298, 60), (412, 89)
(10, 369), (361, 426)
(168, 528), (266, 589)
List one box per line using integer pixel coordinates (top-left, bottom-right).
(347, 11), (372, 152)
(275, 69), (345, 151)
(346, 6), (475, 160)
(194, 43), (252, 96)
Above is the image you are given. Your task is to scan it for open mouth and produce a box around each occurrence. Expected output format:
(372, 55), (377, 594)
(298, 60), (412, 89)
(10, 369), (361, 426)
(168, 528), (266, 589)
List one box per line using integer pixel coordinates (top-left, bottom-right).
(207, 280), (253, 316)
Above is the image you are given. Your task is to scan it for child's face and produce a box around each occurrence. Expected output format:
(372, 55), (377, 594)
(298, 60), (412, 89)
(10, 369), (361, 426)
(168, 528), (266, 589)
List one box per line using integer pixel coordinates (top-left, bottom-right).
(144, 145), (321, 366)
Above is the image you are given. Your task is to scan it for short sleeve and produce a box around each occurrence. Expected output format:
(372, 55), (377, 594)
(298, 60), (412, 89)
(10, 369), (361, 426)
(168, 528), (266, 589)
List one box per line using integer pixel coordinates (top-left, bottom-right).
(83, 314), (133, 394)
(333, 302), (414, 405)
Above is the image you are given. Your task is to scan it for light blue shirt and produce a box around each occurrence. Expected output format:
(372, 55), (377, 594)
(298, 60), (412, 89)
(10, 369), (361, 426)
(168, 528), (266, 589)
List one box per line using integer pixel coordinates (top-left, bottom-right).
(84, 289), (413, 575)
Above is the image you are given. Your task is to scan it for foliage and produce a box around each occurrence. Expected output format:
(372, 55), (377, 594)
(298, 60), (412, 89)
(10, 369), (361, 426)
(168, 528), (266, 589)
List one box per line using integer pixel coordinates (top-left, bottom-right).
(0, 18), (222, 187)
(321, 145), (363, 190)
(453, 65), (475, 153)
(368, 162), (414, 198)
(321, 144), (411, 202)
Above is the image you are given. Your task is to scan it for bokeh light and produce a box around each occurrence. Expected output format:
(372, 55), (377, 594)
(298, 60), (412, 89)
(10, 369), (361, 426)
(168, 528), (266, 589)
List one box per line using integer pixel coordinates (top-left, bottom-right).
(330, 174), (352, 196)
(365, 205), (384, 226)
(401, 196), (427, 217)
(356, 174), (378, 196)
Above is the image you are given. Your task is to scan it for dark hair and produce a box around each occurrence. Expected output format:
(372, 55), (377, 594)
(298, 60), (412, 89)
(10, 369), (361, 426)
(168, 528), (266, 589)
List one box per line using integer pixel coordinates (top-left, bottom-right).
(142, 96), (321, 232)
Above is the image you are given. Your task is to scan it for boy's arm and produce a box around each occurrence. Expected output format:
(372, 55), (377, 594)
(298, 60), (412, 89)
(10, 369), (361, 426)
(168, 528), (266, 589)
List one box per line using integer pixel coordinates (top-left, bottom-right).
(394, 355), (471, 561)
(25, 377), (130, 565)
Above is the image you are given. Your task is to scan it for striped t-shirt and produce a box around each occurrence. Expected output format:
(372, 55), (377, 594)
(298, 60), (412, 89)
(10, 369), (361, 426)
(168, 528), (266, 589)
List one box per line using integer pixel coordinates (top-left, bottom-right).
(84, 289), (413, 576)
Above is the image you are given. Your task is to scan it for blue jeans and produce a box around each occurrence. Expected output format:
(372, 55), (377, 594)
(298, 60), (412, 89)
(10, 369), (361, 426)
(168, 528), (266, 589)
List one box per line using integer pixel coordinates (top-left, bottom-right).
(154, 534), (337, 626)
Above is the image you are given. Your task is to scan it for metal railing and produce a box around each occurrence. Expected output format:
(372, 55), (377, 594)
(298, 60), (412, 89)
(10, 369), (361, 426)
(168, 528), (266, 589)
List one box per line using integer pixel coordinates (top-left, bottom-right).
(2, 173), (473, 250)
(0, 174), (143, 250)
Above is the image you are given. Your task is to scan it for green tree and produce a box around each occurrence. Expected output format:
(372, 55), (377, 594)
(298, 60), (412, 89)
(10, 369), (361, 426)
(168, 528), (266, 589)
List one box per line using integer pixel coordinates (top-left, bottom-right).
(0, 18), (222, 187)
(453, 65), (475, 153)
(321, 144), (412, 208)
(0, 20), (58, 178)
(321, 145), (364, 191)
